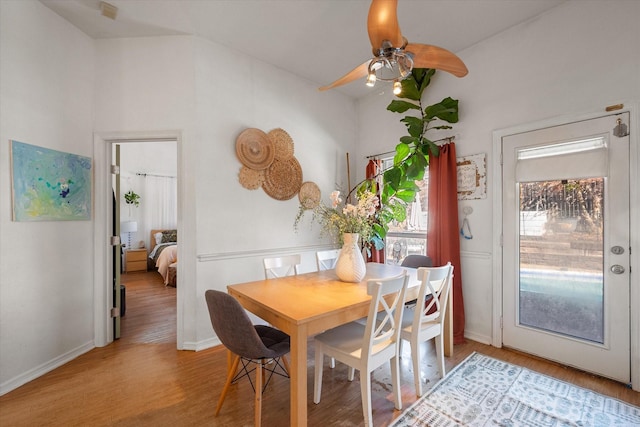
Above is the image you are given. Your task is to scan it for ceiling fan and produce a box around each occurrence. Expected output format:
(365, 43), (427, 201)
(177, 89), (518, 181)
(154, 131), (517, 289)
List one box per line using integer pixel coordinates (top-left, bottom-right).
(319, 0), (468, 93)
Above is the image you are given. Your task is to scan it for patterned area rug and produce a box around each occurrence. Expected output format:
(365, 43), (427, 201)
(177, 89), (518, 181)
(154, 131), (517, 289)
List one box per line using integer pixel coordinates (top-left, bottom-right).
(391, 352), (639, 426)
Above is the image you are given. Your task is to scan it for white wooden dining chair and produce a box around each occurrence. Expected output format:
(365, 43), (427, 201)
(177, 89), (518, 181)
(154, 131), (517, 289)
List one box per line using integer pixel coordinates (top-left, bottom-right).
(400, 262), (453, 397)
(315, 249), (340, 271)
(263, 254), (301, 279)
(313, 272), (409, 427)
(315, 248), (341, 369)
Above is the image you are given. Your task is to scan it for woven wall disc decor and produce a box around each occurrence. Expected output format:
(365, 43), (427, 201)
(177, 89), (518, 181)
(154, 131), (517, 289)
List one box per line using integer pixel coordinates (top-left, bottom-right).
(298, 181), (321, 209)
(262, 156), (303, 200)
(268, 128), (294, 160)
(235, 128), (274, 170)
(238, 166), (265, 190)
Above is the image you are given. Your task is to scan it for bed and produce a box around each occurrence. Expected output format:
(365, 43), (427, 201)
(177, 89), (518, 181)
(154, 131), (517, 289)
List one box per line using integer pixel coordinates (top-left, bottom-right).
(149, 229), (178, 287)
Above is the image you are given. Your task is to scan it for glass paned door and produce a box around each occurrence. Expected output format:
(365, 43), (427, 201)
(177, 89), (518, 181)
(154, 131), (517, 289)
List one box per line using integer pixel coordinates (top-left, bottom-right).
(502, 113), (630, 383)
(519, 178), (604, 343)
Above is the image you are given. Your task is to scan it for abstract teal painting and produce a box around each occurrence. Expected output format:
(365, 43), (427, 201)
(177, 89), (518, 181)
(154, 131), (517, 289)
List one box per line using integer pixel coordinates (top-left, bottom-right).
(10, 140), (92, 221)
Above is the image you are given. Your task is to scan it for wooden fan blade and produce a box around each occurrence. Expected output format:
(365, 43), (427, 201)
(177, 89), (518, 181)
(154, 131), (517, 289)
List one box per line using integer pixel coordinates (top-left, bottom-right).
(367, 0), (403, 50)
(318, 60), (371, 91)
(406, 43), (469, 77)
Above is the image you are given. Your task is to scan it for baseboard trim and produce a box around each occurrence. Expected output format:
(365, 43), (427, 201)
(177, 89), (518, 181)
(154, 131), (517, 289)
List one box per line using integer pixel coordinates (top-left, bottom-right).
(463, 330), (492, 346)
(183, 337), (222, 352)
(0, 341), (94, 396)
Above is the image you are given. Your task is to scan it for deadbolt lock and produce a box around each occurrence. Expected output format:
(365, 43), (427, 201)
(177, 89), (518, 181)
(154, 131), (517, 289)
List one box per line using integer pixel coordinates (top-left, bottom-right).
(611, 246), (625, 255)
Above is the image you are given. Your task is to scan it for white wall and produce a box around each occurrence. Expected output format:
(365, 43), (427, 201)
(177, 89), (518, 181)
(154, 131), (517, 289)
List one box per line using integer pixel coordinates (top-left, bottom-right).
(356, 0), (640, 345)
(93, 35), (358, 349)
(0, 1), (96, 393)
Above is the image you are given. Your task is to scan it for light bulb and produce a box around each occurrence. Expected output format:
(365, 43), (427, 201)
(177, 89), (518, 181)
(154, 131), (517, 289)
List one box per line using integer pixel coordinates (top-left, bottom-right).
(393, 80), (402, 95)
(366, 72), (377, 87)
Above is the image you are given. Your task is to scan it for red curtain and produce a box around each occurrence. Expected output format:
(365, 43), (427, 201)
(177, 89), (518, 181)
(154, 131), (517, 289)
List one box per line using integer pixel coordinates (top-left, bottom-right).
(366, 159), (385, 263)
(427, 143), (465, 344)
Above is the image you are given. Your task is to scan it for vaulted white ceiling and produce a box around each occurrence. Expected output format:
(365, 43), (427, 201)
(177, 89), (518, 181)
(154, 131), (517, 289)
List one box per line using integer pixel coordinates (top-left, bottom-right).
(40, 0), (566, 98)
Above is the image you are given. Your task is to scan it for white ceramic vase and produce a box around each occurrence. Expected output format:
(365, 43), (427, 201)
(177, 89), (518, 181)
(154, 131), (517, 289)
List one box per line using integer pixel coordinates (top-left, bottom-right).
(335, 233), (366, 283)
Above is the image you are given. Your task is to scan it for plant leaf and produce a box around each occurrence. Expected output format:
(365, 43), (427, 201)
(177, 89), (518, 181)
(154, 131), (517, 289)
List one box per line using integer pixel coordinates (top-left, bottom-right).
(384, 167), (402, 191)
(395, 189), (417, 203)
(387, 100), (420, 113)
(398, 77), (421, 101)
(393, 143), (410, 164)
(424, 97), (459, 122)
(408, 152), (428, 178)
(415, 68), (435, 94)
(399, 135), (419, 146)
(401, 116), (424, 138)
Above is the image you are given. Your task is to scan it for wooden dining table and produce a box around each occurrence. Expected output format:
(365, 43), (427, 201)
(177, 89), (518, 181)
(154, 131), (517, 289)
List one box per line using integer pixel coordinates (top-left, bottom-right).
(227, 262), (453, 427)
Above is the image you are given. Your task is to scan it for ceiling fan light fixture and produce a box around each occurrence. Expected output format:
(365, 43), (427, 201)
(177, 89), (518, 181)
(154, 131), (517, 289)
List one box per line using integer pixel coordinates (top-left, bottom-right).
(366, 71), (377, 87)
(319, 2), (468, 93)
(365, 40), (414, 90)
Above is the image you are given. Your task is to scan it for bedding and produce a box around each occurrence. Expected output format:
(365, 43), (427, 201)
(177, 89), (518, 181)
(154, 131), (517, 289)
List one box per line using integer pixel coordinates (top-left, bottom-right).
(149, 229), (178, 286)
(155, 244), (177, 286)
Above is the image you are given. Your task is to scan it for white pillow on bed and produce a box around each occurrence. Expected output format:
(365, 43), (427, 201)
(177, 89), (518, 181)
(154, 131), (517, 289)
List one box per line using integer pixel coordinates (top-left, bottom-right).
(154, 232), (163, 246)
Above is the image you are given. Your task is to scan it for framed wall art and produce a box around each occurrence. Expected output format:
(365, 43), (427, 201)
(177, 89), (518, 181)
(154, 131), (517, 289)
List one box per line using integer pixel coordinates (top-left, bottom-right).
(10, 140), (92, 221)
(457, 153), (487, 200)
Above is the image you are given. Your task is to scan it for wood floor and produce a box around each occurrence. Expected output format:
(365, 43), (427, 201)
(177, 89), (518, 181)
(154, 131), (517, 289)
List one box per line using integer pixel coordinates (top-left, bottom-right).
(1, 271), (638, 426)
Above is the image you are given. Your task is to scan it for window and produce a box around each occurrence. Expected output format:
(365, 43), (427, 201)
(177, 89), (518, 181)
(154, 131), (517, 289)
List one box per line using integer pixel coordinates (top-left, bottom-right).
(381, 158), (429, 265)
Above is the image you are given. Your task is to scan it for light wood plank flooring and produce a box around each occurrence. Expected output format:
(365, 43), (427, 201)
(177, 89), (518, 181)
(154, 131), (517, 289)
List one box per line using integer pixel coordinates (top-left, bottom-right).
(1, 271), (638, 426)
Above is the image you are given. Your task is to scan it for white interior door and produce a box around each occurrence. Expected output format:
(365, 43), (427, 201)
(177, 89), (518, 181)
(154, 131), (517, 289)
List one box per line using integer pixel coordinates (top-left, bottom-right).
(502, 113), (630, 383)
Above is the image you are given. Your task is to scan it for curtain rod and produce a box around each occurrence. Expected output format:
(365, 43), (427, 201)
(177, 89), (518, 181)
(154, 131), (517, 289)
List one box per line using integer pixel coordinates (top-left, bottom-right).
(136, 172), (176, 179)
(366, 135), (455, 159)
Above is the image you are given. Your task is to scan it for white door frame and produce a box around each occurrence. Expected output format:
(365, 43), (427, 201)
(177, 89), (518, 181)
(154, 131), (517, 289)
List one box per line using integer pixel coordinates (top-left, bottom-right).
(492, 103), (640, 391)
(92, 130), (184, 349)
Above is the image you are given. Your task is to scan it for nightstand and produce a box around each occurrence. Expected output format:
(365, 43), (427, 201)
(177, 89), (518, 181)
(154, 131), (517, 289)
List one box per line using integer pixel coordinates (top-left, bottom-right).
(125, 248), (147, 273)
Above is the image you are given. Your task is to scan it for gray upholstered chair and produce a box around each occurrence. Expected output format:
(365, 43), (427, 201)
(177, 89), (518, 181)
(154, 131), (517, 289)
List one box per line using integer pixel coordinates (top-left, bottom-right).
(401, 255), (433, 307)
(205, 290), (290, 427)
(400, 254), (433, 268)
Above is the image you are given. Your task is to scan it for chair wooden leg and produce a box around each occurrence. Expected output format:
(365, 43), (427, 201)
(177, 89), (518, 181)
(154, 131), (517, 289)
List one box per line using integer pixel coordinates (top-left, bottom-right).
(313, 347), (323, 404)
(412, 339), (423, 397)
(391, 355), (402, 410)
(360, 370), (373, 427)
(216, 355), (240, 416)
(435, 334), (446, 378)
(347, 367), (355, 381)
(255, 360), (263, 427)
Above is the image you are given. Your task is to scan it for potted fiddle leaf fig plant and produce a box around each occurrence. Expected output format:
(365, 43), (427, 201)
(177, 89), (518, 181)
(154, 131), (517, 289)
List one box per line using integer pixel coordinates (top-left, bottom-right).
(355, 68), (460, 250)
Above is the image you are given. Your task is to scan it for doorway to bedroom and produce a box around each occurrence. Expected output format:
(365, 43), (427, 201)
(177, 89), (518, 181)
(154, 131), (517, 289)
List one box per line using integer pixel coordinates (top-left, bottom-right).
(113, 140), (178, 341)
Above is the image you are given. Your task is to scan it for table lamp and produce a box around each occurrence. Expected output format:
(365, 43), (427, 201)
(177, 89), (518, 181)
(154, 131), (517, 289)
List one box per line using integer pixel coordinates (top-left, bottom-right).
(121, 221), (138, 248)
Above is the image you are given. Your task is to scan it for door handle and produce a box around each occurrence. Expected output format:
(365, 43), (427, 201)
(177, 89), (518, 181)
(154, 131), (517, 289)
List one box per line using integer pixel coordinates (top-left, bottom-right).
(610, 265), (625, 274)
